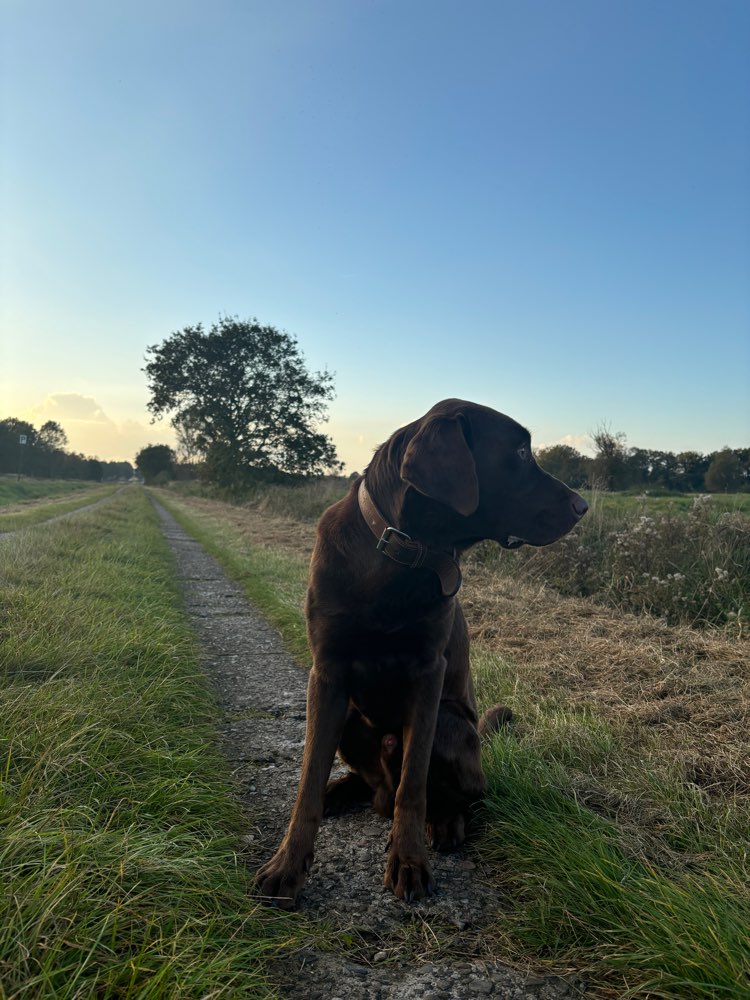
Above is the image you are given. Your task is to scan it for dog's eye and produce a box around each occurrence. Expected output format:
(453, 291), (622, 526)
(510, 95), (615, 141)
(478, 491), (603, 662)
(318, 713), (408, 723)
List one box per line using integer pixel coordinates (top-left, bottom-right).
(517, 445), (529, 461)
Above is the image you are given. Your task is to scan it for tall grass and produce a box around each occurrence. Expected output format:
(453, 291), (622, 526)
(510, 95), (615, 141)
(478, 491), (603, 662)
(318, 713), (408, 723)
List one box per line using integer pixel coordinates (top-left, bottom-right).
(0, 490), (290, 998)
(476, 492), (749, 629)
(482, 732), (749, 998)
(475, 648), (749, 996)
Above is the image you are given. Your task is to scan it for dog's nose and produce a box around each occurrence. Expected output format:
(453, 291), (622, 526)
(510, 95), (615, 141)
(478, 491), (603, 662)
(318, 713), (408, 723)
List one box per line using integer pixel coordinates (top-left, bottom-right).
(572, 494), (588, 519)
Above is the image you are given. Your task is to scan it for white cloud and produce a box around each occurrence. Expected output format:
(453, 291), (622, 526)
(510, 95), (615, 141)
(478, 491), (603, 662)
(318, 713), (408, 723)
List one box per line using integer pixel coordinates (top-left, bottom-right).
(536, 433), (595, 457)
(25, 393), (176, 462)
(31, 393), (111, 423)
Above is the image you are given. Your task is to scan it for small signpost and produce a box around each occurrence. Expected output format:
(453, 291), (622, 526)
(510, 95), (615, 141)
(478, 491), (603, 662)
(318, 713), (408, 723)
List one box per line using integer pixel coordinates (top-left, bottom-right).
(18, 434), (27, 479)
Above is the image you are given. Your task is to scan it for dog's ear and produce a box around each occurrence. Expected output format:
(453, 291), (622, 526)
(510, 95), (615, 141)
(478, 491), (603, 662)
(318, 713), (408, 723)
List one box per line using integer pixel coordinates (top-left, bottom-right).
(400, 417), (479, 516)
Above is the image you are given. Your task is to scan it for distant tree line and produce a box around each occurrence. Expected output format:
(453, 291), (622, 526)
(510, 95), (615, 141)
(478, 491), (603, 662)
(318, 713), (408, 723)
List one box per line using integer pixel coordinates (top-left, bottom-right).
(0, 418), (134, 482)
(537, 428), (749, 493)
(3, 410), (745, 495)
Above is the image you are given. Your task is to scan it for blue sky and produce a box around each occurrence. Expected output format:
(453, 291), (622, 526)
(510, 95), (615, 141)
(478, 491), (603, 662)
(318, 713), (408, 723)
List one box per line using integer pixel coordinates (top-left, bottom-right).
(1, 0), (748, 470)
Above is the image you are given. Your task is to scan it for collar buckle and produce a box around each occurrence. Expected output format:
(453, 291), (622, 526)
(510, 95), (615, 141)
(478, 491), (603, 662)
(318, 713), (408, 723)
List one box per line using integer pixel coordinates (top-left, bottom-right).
(376, 525), (412, 553)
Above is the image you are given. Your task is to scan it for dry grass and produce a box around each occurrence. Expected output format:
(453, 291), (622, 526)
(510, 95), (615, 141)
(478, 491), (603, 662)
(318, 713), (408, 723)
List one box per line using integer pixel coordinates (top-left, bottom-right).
(462, 559), (749, 796)
(165, 493), (319, 557)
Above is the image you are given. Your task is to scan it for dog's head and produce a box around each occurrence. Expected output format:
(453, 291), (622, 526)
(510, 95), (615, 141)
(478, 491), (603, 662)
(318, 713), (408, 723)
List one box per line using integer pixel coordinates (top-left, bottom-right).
(399, 398), (587, 548)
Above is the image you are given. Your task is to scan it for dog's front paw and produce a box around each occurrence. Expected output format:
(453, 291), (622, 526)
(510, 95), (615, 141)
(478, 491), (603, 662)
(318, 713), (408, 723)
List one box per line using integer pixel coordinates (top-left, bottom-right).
(384, 842), (435, 902)
(255, 846), (312, 909)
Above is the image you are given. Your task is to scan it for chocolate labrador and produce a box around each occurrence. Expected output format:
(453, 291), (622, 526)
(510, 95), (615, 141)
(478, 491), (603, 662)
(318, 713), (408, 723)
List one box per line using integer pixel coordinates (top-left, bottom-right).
(256, 399), (587, 907)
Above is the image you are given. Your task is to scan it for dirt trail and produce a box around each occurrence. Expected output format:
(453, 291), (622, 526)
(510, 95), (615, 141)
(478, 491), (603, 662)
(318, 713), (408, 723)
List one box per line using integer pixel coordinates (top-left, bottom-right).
(151, 497), (581, 1000)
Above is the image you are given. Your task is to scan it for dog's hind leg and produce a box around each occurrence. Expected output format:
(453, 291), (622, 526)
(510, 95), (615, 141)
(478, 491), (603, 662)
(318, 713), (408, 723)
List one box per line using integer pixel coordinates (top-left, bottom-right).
(426, 700), (486, 851)
(325, 705), (387, 814)
(324, 771), (374, 814)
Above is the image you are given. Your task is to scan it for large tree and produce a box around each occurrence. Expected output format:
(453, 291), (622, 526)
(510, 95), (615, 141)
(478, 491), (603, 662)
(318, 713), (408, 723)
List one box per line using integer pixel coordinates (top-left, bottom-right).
(705, 448), (744, 492)
(135, 444), (176, 484)
(38, 420), (68, 451)
(591, 425), (629, 491)
(535, 444), (588, 489)
(37, 420), (69, 478)
(144, 317), (342, 484)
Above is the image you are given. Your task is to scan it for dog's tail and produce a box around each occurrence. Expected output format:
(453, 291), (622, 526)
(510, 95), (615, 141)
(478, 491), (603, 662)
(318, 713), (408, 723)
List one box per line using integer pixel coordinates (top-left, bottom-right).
(478, 704), (513, 736)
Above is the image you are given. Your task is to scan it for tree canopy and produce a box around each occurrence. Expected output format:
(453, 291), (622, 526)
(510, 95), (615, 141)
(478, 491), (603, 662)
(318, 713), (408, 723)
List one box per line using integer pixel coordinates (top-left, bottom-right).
(135, 444), (176, 485)
(705, 449), (744, 492)
(535, 444), (588, 489)
(143, 316), (342, 485)
(38, 420), (68, 452)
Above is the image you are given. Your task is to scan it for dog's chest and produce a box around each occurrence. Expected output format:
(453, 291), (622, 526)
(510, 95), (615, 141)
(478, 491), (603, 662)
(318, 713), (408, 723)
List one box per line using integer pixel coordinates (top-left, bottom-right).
(347, 645), (438, 728)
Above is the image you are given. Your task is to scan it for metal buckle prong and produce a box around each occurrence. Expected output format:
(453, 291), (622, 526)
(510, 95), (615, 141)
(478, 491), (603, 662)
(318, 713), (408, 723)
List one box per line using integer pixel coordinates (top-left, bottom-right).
(376, 525), (412, 553)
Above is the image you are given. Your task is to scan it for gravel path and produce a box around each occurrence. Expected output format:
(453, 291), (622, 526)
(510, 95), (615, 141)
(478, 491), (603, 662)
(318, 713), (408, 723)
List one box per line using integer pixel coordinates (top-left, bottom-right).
(152, 498), (585, 1000)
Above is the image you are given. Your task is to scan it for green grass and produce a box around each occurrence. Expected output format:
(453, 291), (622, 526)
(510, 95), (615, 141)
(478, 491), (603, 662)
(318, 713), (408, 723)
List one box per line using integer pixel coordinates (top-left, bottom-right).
(0, 476), (99, 507)
(474, 648), (750, 995)
(158, 493), (750, 998)
(0, 484), (121, 532)
(0, 488), (293, 998)
(481, 733), (749, 998)
(586, 490), (750, 517)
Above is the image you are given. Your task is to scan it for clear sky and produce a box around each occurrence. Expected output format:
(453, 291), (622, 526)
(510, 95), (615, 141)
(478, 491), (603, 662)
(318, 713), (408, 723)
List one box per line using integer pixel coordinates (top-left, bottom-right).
(2, 0), (748, 472)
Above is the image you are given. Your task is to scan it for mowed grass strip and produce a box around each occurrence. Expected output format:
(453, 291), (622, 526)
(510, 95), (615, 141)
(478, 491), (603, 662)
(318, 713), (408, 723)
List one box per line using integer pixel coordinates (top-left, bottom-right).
(0, 476), (96, 507)
(157, 491), (750, 998)
(0, 484), (120, 532)
(0, 488), (293, 999)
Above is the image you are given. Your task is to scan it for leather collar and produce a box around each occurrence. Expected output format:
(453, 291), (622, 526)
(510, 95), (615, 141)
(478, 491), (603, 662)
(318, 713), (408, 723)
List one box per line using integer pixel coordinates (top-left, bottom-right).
(358, 479), (462, 597)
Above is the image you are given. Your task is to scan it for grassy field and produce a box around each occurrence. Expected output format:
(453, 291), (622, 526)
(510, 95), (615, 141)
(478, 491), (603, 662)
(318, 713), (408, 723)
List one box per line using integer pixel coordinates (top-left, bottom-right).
(155, 487), (750, 999)
(0, 478), (121, 533)
(482, 489), (749, 630)
(592, 489), (750, 517)
(0, 489), (297, 998)
(0, 476), (99, 506)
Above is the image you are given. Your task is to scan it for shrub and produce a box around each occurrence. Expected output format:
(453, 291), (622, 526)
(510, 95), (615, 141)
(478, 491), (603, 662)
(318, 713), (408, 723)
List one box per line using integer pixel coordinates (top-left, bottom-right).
(481, 494), (749, 629)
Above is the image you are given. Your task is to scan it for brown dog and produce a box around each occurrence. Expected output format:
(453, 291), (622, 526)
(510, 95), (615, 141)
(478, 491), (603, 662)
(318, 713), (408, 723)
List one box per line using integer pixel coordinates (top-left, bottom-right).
(256, 399), (587, 907)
